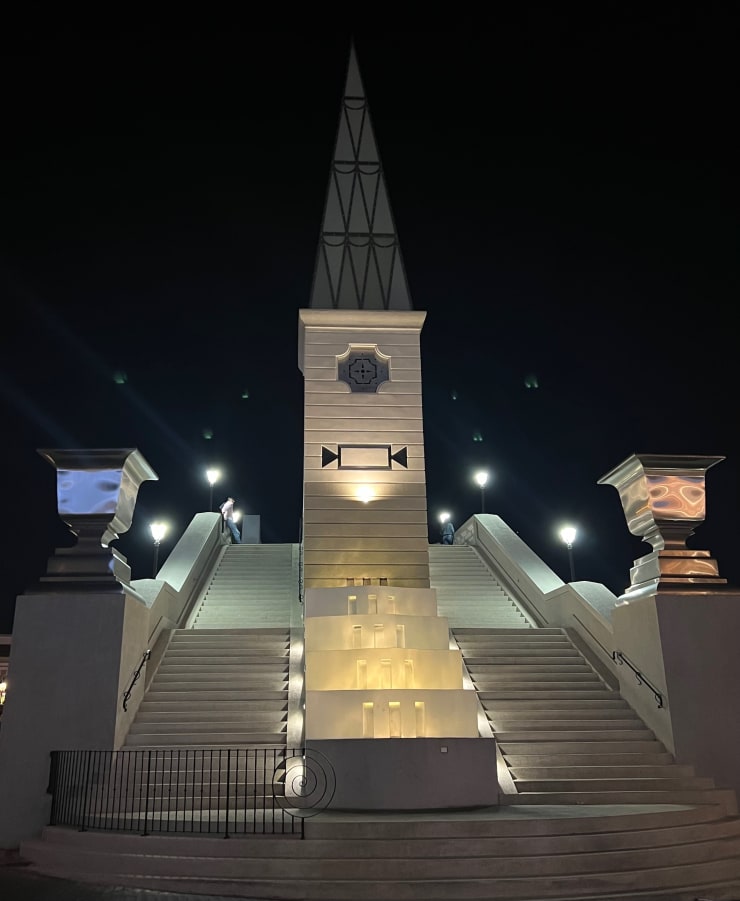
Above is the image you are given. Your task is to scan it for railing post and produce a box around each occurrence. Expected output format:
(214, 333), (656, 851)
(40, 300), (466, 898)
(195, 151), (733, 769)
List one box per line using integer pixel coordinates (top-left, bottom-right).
(80, 750), (94, 832)
(47, 751), (59, 825)
(143, 750), (152, 836)
(224, 749), (231, 839)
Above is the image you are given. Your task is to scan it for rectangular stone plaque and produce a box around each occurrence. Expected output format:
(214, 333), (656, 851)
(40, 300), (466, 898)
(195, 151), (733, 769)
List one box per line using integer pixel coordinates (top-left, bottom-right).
(339, 445), (391, 469)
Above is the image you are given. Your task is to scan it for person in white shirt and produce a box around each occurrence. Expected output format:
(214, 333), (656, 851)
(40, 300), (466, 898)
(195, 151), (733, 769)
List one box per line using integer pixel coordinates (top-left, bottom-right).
(219, 496), (241, 544)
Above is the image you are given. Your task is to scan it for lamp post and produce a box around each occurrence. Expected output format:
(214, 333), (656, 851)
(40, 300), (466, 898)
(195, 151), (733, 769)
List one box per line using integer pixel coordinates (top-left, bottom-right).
(150, 521), (168, 578)
(206, 468), (221, 511)
(474, 470), (489, 513)
(559, 525), (577, 582)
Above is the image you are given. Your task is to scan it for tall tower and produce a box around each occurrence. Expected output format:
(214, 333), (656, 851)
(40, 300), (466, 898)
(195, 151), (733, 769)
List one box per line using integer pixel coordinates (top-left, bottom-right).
(299, 43), (429, 590)
(298, 44), (496, 810)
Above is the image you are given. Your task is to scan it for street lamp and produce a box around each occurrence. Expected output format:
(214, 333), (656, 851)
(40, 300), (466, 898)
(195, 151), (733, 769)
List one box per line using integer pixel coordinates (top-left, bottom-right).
(150, 521), (168, 578)
(206, 468), (221, 511)
(474, 470), (490, 513)
(559, 525), (577, 581)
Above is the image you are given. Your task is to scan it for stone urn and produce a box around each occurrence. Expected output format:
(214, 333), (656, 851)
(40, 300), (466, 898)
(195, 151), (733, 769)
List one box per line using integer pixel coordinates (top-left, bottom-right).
(37, 448), (158, 589)
(597, 453), (727, 600)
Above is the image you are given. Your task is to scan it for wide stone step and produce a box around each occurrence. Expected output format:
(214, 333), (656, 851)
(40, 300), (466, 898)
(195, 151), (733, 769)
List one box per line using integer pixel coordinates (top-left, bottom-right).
(485, 698), (631, 710)
(503, 752), (676, 766)
(19, 840), (740, 899)
(36, 810), (740, 852)
(126, 732), (287, 747)
(21, 832), (740, 878)
(478, 689), (618, 700)
(470, 672), (601, 683)
(453, 628), (564, 635)
(167, 645), (288, 654)
(172, 628), (288, 637)
(135, 710), (286, 723)
(507, 788), (738, 813)
(513, 777), (717, 793)
(155, 667), (288, 679)
(475, 684), (615, 694)
(464, 661), (592, 671)
(159, 658), (289, 667)
(144, 690), (288, 702)
(129, 720), (287, 734)
(193, 618), (290, 627)
(499, 740), (664, 754)
(148, 683), (287, 695)
(202, 591), (294, 599)
(489, 719), (645, 731)
(495, 730), (654, 742)
(510, 764), (697, 779)
(490, 708), (636, 720)
(138, 700), (287, 713)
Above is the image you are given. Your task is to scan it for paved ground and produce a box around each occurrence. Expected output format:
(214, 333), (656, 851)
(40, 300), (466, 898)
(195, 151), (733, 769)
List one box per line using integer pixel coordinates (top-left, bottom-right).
(0, 865), (247, 901)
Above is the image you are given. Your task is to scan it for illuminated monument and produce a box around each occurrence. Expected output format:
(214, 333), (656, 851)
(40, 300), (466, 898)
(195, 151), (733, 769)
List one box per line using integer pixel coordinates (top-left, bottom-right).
(1, 38), (740, 901)
(298, 45), (495, 808)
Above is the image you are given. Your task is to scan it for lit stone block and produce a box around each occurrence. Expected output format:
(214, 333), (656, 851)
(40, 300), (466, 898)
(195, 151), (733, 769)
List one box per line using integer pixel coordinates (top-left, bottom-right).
(305, 614), (450, 651)
(306, 648), (465, 691)
(305, 689), (480, 739)
(305, 585), (438, 618)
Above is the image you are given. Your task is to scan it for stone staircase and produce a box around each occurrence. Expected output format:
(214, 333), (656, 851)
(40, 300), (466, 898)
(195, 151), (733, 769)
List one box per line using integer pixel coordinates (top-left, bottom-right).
(456, 627), (738, 813)
(20, 804), (740, 899)
(125, 628), (290, 748)
(188, 542), (298, 629)
(428, 544), (535, 628)
(124, 542), (299, 750)
(17, 542), (740, 899)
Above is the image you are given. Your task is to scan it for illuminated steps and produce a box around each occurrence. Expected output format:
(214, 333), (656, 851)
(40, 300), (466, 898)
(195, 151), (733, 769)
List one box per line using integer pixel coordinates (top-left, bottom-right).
(125, 629), (289, 749)
(189, 543), (298, 629)
(456, 627), (737, 813)
(428, 544), (534, 628)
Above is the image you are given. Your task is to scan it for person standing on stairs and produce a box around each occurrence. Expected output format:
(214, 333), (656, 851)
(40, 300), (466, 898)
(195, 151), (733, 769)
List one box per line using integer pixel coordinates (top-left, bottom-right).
(441, 518), (455, 545)
(219, 496), (241, 544)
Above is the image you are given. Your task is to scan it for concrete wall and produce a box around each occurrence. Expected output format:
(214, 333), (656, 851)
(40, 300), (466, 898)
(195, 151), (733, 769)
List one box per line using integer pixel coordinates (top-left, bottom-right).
(0, 590), (145, 847)
(0, 512), (225, 849)
(306, 738), (498, 809)
(616, 591), (740, 797)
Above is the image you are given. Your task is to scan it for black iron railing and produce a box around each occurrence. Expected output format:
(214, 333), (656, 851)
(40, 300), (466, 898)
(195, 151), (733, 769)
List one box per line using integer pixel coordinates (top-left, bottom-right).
(612, 650), (664, 708)
(48, 747), (336, 838)
(122, 649), (151, 711)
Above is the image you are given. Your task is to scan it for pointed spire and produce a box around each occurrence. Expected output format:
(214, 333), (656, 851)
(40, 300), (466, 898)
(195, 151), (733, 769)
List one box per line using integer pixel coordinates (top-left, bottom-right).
(309, 42), (412, 310)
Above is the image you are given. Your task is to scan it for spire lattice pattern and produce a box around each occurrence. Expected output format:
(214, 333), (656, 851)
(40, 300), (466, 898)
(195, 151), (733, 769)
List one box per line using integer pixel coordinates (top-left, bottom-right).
(309, 46), (412, 310)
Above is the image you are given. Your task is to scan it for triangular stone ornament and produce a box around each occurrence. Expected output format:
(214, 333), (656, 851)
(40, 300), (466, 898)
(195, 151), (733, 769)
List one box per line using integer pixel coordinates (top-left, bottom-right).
(321, 447), (339, 468)
(309, 42), (412, 310)
(391, 447), (408, 468)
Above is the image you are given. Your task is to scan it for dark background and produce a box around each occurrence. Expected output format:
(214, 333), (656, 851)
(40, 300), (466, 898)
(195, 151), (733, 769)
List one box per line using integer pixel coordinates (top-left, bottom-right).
(1, 15), (738, 633)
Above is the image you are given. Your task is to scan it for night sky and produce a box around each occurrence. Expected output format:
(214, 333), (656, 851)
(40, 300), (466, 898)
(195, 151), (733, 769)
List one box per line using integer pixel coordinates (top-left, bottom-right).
(1, 18), (738, 633)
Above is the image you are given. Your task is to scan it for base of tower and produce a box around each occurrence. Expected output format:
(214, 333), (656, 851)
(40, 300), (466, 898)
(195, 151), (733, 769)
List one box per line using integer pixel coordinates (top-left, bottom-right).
(305, 737), (499, 811)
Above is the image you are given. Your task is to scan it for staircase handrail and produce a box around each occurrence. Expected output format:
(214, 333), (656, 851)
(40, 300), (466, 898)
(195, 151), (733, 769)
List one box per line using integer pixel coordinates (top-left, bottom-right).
(122, 649), (151, 711)
(612, 649), (664, 708)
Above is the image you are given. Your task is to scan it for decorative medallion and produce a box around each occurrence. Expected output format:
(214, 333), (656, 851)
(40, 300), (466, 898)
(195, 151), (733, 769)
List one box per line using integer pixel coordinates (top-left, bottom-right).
(337, 346), (390, 393)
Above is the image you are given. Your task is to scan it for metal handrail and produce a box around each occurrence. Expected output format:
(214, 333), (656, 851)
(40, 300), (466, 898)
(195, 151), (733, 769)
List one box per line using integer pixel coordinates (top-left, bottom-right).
(122, 649), (151, 711)
(612, 650), (664, 708)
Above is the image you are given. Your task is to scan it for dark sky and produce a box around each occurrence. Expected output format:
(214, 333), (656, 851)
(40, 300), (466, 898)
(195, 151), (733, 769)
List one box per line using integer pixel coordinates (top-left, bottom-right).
(1, 17), (738, 632)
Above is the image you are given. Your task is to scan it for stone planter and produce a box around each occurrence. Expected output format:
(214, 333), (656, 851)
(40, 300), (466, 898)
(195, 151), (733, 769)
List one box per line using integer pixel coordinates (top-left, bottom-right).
(597, 453), (727, 600)
(37, 448), (158, 589)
